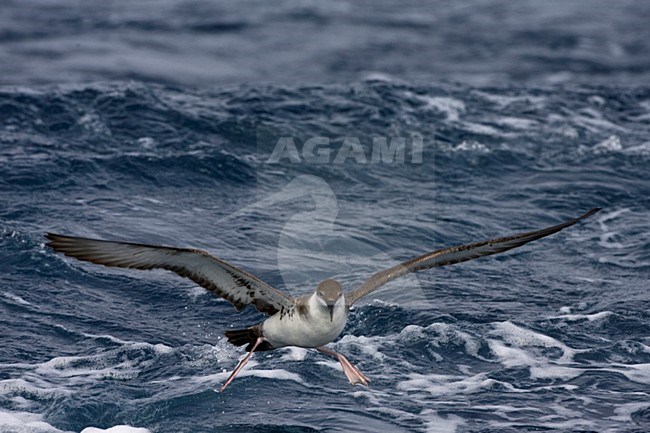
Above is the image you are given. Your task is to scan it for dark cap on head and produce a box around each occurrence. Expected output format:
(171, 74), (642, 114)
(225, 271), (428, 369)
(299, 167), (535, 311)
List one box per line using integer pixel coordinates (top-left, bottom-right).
(316, 279), (342, 304)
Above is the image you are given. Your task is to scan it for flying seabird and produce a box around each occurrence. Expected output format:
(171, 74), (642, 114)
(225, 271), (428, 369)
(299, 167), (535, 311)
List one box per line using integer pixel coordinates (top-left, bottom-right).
(45, 207), (600, 391)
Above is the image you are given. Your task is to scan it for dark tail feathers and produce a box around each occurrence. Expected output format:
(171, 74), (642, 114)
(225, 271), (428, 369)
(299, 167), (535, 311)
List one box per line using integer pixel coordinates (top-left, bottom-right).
(224, 327), (273, 352)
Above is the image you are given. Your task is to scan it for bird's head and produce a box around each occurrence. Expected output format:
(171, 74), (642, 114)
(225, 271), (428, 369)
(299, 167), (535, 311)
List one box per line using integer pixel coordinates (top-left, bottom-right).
(315, 279), (344, 321)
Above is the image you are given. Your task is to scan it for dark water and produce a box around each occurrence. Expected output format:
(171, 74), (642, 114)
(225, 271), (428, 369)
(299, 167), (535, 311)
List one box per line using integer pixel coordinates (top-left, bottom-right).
(1, 1), (650, 433)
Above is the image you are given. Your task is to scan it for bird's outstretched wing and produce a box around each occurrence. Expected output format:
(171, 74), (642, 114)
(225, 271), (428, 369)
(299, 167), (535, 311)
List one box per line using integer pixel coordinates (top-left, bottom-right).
(46, 233), (295, 316)
(345, 208), (601, 306)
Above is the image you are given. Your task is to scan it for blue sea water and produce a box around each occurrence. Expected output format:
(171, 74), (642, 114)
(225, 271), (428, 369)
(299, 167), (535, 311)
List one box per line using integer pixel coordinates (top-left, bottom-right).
(1, 1), (650, 432)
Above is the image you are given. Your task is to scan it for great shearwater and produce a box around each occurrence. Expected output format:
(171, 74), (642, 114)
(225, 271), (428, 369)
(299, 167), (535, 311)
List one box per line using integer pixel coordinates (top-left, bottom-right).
(46, 207), (600, 391)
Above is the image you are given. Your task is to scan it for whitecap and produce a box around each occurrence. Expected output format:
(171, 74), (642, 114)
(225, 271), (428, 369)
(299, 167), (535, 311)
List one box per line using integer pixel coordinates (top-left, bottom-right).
(81, 426), (151, 433)
(594, 208), (632, 251)
(529, 364), (583, 381)
(279, 347), (308, 362)
(548, 311), (612, 322)
(361, 72), (397, 82)
(185, 286), (208, 300)
(336, 334), (386, 361)
(597, 208), (629, 226)
(608, 401), (650, 422)
(487, 321), (586, 381)
(624, 141), (650, 155)
(471, 90), (546, 109)
(592, 135), (623, 153)
(35, 354), (139, 381)
(570, 108), (626, 133)
(0, 410), (66, 432)
(488, 418), (597, 431)
(78, 112), (111, 136)
(492, 116), (538, 130)
(412, 95), (465, 122)
(420, 409), (466, 433)
(2, 291), (32, 306)
(192, 360), (305, 386)
(452, 140), (490, 152)
(488, 340), (583, 381)
(425, 323), (482, 358)
(75, 329), (174, 355)
(136, 137), (156, 149)
(0, 378), (72, 398)
(398, 371), (517, 395)
(490, 321), (577, 361)
(0, 335), (178, 409)
(608, 363), (650, 385)
(460, 122), (502, 136)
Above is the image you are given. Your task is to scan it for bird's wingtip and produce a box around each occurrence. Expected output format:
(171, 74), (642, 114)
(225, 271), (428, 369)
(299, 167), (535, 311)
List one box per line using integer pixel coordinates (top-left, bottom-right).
(45, 232), (64, 243)
(584, 207), (602, 218)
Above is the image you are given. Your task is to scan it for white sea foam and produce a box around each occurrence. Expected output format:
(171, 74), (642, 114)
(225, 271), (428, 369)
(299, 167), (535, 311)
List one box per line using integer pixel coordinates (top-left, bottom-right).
(461, 122), (502, 136)
(34, 354), (139, 380)
(407, 94), (465, 121)
(314, 359), (344, 373)
(8, 396), (32, 409)
(398, 372), (518, 395)
(234, 368), (304, 383)
(426, 323), (482, 358)
(548, 311), (612, 322)
(608, 402), (650, 422)
(471, 90), (546, 109)
(362, 72), (396, 82)
(0, 334), (179, 414)
(2, 291), (32, 306)
(488, 340), (583, 380)
(78, 111), (111, 136)
(420, 410), (466, 433)
(492, 116), (538, 130)
(488, 419), (597, 431)
(593, 135), (623, 153)
(607, 363), (650, 385)
(623, 141), (650, 155)
(570, 108), (626, 133)
(326, 321), (487, 384)
(5, 316), (646, 432)
(279, 347), (308, 362)
(336, 334), (386, 362)
(185, 286), (208, 300)
(74, 329), (173, 355)
(471, 404), (544, 415)
(192, 359), (305, 387)
(0, 410), (64, 432)
(487, 321), (587, 381)
(0, 378), (72, 398)
(596, 209), (628, 250)
(597, 207), (629, 225)
(452, 140), (490, 152)
(80, 426), (151, 433)
(490, 321), (576, 361)
(529, 364), (584, 381)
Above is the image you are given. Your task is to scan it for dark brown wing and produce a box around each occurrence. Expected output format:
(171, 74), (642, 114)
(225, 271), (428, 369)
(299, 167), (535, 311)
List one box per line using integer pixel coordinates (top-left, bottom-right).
(46, 233), (294, 315)
(345, 208), (601, 306)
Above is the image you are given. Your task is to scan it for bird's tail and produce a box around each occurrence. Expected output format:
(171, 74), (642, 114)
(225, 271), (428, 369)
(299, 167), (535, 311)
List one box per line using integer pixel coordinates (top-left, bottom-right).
(224, 326), (273, 352)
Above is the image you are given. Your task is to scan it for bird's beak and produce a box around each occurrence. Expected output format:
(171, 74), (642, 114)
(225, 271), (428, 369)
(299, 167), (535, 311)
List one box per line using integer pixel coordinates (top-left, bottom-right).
(327, 305), (334, 321)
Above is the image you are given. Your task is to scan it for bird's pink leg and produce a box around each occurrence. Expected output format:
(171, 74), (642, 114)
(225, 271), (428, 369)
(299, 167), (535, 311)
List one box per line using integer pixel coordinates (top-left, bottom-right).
(220, 337), (264, 392)
(317, 346), (370, 386)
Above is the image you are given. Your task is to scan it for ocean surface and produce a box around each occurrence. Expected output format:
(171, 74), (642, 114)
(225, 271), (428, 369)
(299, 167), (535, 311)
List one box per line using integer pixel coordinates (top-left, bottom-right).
(1, 1), (650, 432)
